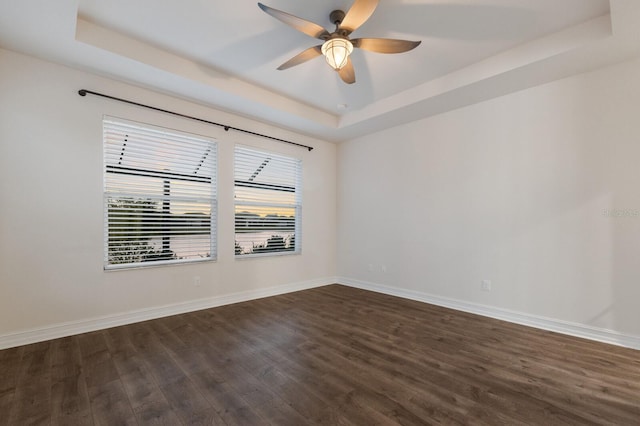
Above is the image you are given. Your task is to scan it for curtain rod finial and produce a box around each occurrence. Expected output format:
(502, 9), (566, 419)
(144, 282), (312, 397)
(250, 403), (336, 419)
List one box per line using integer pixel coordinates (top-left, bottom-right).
(78, 89), (87, 96)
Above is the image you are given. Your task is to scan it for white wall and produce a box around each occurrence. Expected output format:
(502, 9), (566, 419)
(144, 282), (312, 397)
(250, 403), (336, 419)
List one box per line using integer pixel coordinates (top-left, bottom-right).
(3, 45), (639, 348)
(338, 57), (640, 339)
(0, 48), (336, 341)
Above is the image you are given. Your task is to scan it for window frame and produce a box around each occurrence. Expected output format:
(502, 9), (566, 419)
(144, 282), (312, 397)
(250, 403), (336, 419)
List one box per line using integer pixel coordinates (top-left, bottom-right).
(103, 116), (217, 270)
(234, 145), (302, 258)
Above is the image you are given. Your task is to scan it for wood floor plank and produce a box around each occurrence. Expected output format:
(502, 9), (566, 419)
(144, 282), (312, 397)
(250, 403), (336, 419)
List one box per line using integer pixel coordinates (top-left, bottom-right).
(125, 322), (187, 387)
(86, 379), (138, 426)
(189, 368), (249, 416)
(159, 376), (222, 425)
(183, 312), (300, 425)
(49, 337), (92, 425)
(0, 345), (23, 426)
(8, 341), (52, 425)
(77, 330), (138, 425)
(1, 284), (639, 425)
(77, 331), (120, 389)
(104, 326), (183, 426)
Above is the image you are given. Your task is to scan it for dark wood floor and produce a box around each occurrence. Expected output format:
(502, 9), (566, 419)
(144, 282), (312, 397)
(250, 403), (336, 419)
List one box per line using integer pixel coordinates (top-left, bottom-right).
(1, 285), (639, 425)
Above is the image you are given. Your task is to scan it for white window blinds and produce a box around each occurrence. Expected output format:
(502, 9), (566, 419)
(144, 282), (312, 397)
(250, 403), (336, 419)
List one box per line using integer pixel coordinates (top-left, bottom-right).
(103, 117), (217, 269)
(234, 145), (302, 256)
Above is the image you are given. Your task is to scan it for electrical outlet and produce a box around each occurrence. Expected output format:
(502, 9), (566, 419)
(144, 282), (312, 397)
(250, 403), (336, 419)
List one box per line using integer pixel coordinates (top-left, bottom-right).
(193, 276), (201, 287)
(381, 265), (387, 273)
(481, 279), (491, 292)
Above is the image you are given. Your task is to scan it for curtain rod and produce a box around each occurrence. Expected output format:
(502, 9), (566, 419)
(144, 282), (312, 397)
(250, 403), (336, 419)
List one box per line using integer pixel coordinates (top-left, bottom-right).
(78, 89), (314, 151)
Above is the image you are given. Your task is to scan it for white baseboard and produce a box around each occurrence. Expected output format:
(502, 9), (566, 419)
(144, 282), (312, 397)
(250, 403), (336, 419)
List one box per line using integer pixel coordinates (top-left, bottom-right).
(6, 277), (638, 352)
(0, 277), (335, 350)
(337, 277), (640, 351)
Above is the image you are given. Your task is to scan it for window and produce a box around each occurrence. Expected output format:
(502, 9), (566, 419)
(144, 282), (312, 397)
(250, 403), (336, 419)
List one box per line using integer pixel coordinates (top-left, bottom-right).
(103, 117), (217, 269)
(234, 145), (301, 256)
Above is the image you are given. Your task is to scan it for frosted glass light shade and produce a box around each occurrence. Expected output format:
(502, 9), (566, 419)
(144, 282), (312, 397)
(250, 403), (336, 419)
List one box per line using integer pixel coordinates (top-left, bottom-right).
(321, 38), (354, 70)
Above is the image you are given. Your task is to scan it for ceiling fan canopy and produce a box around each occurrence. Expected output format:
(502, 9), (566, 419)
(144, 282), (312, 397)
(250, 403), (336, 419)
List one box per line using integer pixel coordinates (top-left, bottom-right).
(258, 0), (421, 84)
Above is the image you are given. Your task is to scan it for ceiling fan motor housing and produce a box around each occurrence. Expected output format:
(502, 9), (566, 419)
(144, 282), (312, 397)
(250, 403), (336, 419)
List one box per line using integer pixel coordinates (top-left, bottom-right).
(330, 10), (346, 27)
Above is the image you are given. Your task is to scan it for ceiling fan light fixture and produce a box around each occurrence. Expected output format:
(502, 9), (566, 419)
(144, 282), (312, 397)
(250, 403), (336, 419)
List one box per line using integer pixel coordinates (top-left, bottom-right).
(321, 38), (353, 70)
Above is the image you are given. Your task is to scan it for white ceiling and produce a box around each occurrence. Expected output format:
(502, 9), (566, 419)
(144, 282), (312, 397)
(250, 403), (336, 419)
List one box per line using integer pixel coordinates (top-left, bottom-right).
(2, 0), (640, 142)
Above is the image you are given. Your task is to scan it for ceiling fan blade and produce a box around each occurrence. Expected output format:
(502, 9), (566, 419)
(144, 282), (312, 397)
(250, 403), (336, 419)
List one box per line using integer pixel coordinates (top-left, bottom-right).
(339, 0), (379, 35)
(277, 46), (323, 70)
(352, 38), (421, 54)
(258, 3), (331, 40)
(338, 58), (355, 84)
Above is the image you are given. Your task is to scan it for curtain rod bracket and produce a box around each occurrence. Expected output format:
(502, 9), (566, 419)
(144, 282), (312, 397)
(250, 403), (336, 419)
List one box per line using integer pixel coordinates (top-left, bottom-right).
(77, 89), (313, 151)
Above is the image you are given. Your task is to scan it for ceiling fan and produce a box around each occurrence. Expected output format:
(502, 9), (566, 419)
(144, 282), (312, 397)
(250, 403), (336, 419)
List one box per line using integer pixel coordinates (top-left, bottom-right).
(258, 0), (421, 84)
